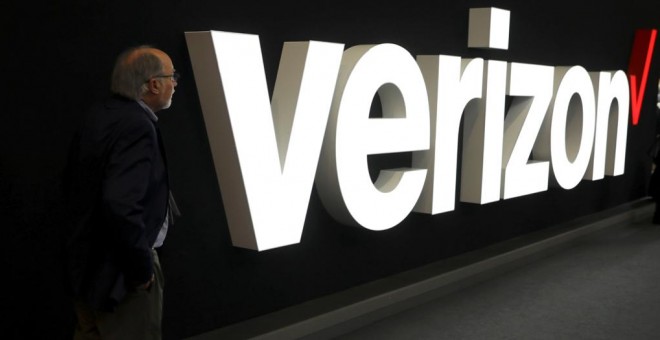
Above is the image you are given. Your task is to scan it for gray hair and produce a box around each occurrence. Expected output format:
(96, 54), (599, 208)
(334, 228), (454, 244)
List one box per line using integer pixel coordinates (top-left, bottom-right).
(110, 45), (164, 100)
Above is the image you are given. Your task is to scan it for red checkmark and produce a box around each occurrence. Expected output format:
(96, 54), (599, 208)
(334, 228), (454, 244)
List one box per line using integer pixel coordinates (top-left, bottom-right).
(628, 29), (657, 126)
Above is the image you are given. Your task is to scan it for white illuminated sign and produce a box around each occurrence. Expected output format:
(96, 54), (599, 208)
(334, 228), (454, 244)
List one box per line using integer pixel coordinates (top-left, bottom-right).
(185, 7), (631, 251)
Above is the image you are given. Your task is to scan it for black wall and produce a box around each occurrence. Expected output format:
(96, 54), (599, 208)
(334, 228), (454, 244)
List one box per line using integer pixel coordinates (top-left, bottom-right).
(4, 1), (659, 339)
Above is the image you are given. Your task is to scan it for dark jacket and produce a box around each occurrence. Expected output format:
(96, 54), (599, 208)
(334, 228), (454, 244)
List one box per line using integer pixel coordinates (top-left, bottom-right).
(63, 95), (169, 311)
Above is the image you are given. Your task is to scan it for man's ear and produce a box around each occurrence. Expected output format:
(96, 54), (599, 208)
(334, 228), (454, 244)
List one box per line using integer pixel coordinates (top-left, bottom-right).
(147, 78), (161, 94)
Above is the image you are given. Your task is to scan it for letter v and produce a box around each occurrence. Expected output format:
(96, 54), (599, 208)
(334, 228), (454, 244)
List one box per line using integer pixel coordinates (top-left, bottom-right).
(185, 31), (344, 251)
(628, 28), (657, 126)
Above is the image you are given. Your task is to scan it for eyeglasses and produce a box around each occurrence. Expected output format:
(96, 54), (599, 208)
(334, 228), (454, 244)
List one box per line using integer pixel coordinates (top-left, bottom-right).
(148, 72), (180, 82)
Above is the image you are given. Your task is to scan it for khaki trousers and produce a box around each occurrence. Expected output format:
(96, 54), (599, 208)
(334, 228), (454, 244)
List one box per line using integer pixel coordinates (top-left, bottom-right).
(73, 249), (163, 340)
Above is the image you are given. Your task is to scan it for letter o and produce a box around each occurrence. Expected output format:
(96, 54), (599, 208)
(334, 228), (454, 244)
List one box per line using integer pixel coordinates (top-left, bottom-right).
(550, 66), (596, 189)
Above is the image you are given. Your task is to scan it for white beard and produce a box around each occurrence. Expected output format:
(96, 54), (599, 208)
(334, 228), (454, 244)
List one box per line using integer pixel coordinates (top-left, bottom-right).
(162, 98), (172, 109)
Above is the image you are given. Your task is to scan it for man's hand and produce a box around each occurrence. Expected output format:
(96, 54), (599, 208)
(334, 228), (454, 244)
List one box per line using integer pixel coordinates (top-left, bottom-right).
(136, 274), (155, 290)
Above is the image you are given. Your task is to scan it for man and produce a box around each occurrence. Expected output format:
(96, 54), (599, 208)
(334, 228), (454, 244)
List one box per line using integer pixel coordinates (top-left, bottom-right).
(64, 46), (178, 339)
(648, 79), (660, 223)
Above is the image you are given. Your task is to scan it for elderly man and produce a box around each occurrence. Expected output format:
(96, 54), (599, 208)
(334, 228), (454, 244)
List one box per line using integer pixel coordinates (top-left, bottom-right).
(64, 46), (179, 340)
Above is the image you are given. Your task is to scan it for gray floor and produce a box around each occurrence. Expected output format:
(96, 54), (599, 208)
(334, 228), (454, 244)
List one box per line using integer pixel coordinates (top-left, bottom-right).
(335, 219), (660, 339)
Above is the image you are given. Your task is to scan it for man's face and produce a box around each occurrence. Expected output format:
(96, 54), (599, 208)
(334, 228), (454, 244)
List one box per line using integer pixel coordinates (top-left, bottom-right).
(156, 52), (177, 110)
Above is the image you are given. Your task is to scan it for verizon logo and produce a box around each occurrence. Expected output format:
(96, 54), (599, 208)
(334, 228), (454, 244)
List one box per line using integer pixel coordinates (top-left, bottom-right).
(185, 8), (656, 251)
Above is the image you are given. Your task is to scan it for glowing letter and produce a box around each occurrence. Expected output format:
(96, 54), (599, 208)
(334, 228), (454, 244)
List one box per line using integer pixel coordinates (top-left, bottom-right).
(461, 60), (507, 204)
(317, 44), (430, 230)
(468, 7), (511, 50)
(185, 31), (344, 250)
(536, 66), (596, 189)
(414, 56), (483, 214)
(502, 63), (554, 199)
(586, 71), (629, 179)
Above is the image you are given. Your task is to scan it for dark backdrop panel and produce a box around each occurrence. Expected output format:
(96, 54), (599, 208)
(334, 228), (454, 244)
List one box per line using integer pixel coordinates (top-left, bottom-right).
(3, 0), (659, 339)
